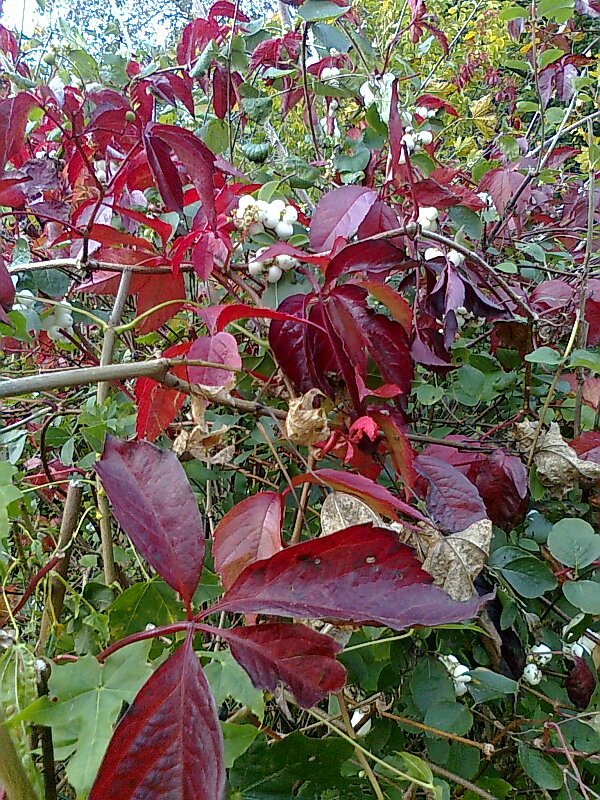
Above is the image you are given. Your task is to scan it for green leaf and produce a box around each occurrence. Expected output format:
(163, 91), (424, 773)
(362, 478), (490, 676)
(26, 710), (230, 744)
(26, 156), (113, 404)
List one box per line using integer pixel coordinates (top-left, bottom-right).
(241, 96), (273, 123)
(204, 649), (264, 719)
(569, 348), (600, 373)
(298, 1), (350, 22)
(563, 580), (600, 614)
(425, 700), (473, 736)
(524, 347), (562, 365)
(14, 640), (152, 797)
(468, 668), (518, 704)
(518, 743), (563, 790)
(448, 206), (482, 240)
(410, 657), (455, 713)
(222, 722), (259, 768)
(538, 47), (566, 69)
(538, 0), (574, 21)
(499, 5), (527, 19)
(228, 732), (354, 799)
(490, 546), (557, 598)
(108, 580), (184, 640)
(547, 518), (600, 569)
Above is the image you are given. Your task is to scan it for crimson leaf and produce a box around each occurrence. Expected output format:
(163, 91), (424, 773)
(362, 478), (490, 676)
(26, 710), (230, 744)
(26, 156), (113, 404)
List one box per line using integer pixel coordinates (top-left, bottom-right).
(309, 186), (378, 252)
(94, 437), (205, 608)
(212, 524), (490, 628)
(215, 623), (346, 708)
(89, 637), (225, 800)
(291, 468), (428, 523)
(213, 491), (284, 590)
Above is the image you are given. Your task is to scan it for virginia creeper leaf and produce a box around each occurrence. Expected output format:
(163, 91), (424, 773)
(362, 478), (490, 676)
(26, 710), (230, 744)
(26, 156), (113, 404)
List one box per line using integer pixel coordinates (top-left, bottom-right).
(415, 455), (488, 533)
(94, 437), (205, 606)
(309, 185), (378, 252)
(89, 637), (225, 800)
(213, 524), (490, 628)
(213, 491), (284, 589)
(217, 623), (346, 708)
(291, 468), (428, 523)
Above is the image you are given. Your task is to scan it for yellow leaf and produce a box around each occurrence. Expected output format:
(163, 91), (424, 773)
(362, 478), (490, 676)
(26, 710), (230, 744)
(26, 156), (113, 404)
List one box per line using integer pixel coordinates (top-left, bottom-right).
(470, 94), (493, 118)
(474, 114), (497, 139)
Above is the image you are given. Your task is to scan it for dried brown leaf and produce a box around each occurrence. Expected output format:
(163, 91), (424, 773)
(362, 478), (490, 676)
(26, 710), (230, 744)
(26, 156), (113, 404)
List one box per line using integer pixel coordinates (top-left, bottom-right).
(514, 421), (600, 497)
(320, 491), (383, 536)
(285, 389), (329, 446)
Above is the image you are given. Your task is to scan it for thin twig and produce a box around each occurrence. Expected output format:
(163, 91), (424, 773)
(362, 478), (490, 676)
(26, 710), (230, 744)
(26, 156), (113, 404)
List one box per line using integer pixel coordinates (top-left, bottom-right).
(337, 692), (385, 800)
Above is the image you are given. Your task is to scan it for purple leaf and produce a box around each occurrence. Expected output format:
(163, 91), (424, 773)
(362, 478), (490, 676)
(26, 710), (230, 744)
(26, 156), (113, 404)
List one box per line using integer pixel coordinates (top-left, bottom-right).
(575, 0), (600, 16)
(213, 524), (490, 628)
(309, 186), (378, 252)
(474, 450), (529, 531)
(143, 129), (184, 213)
(415, 454), (488, 533)
(325, 240), (406, 285)
(538, 57), (578, 109)
(187, 331), (241, 387)
(217, 623), (346, 708)
(89, 637), (225, 800)
(94, 437), (205, 607)
(565, 656), (596, 709)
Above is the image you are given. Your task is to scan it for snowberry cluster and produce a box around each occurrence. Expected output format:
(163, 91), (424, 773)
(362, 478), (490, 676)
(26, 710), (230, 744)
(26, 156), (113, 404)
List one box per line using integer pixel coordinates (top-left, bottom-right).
(424, 246), (465, 266)
(522, 643), (553, 686)
(233, 196), (297, 241)
(248, 248), (300, 284)
(320, 66), (341, 88)
(42, 302), (75, 343)
(415, 105), (437, 119)
(14, 292), (75, 343)
(417, 206), (439, 231)
(439, 654), (471, 697)
(563, 631), (596, 659)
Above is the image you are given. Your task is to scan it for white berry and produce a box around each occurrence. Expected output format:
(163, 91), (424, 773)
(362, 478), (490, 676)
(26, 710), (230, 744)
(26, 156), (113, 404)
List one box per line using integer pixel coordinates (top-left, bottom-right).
(424, 247), (444, 261)
(248, 261), (263, 277)
(417, 130), (433, 145)
(275, 221), (294, 240)
(267, 265), (283, 283)
(282, 205), (298, 224)
(275, 254), (298, 271)
(522, 663), (543, 685)
(448, 249), (465, 266)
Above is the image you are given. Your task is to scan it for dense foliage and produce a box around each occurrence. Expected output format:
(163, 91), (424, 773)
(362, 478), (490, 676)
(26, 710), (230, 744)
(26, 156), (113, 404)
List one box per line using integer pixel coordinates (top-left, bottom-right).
(0, 0), (599, 798)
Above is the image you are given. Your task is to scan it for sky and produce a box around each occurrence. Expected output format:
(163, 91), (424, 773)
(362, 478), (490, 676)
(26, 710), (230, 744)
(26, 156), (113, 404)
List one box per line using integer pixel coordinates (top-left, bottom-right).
(1, 0), (47, 36)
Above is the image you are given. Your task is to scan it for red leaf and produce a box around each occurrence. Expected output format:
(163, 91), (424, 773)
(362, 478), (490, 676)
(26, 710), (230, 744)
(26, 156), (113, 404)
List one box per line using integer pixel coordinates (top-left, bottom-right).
(209, 1), (250, 21)
(215, 302), (326, 335)
(571, 431), (600, 463)
(213, 524), (490, 628)
(479, 167), (529, 216)
(474, 450), (529, 531)
(415, 94), (459, 117)
(94, 437), (205, 608)
(212, 64), (229, 120)
(187, 331), (241, 387)
(291, 468), (429, 524)
(585, 278), (600, 346)
(353, 279), (412, 334)
(412, 178), (463, 210)
(0, 253), (15, 313)
(309, 186), (378, 252)
(89, 637), (225, 800)
(370, 409), (416, 497)
(213, 492), (284, 589)
(414, 454), (488, 533)
(135, 341), (192, 442)
(565, 656), (597, 709)
(135, 272), (186, 334)
(325, 240), (406, 285)
(217, 623), (346, 708)
(0, 93), (36, 171)
(143, 129), (184, 212)
(150, 124), (217, 229)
